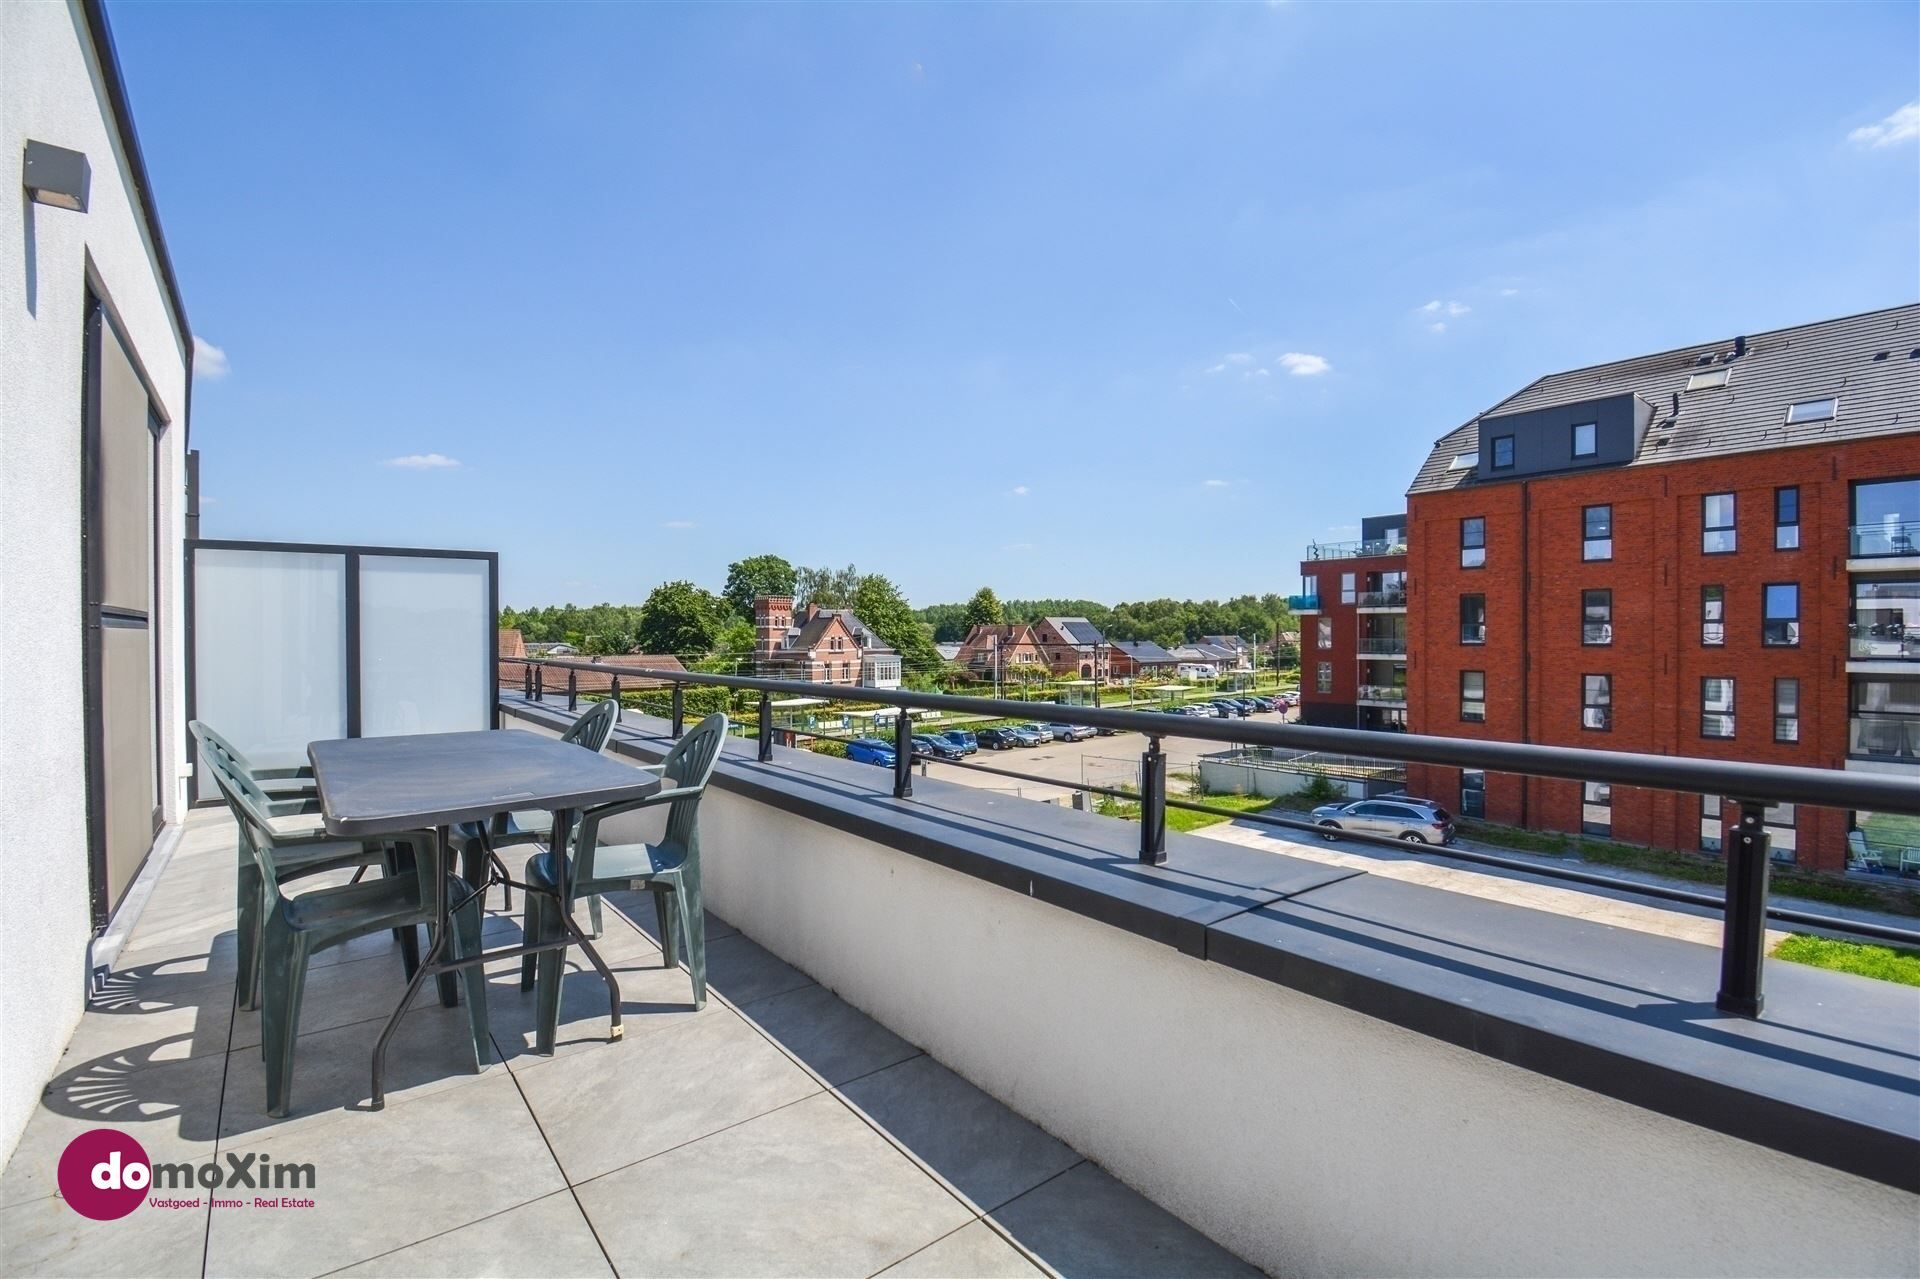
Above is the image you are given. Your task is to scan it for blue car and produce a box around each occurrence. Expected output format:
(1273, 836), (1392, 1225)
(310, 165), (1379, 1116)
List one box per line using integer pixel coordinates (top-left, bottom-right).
(846, 737), (897, 767)
(912, 734), (965, 761)
(940, 730), (979, 755)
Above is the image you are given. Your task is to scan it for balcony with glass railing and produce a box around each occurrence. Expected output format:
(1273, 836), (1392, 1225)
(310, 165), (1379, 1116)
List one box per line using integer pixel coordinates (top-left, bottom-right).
(1850, 712), (1920, 764)
(1355, 588), (1407, 611)
(1305, 537), (1408, 561)
(1355, 683), (1407, 704)
(1356, 637), (1408, 657)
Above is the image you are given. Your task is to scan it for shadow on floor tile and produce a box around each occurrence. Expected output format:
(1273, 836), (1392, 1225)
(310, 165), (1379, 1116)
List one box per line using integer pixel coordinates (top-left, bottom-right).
(990, 1162), (1264, 1278)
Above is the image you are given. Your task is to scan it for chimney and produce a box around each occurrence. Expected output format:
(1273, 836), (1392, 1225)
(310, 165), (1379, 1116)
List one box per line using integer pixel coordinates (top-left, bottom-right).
(1733, 335), (1747, 358)
(754, 595), (792, 659)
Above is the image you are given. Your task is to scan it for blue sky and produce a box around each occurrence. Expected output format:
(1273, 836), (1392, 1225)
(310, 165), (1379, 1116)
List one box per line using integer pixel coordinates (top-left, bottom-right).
(116, 2), (1918, 609)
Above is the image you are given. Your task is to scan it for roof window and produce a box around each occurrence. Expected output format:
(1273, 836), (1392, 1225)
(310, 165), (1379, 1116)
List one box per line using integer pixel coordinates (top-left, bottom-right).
(1448, 453), (1476, 471)
(1685, 368), (1730, 391)
(1785, 397), (1837, 425)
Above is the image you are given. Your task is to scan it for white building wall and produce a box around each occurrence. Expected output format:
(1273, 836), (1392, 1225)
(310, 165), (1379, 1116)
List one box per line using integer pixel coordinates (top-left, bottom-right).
(0, 1), (190, 1166)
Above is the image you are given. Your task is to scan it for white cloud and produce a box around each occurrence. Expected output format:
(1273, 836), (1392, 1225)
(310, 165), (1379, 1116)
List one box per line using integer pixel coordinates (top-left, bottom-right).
(192, 336), (230, 380)
(1203, 478), (1229, 487)
(1849, 102), (1920, 148)
(660, 520), (697, 529)
(1429, 322), (1447, 334)
(1247, 367), (1271, 379)
(1225, 352), (1253, 365)
(1276, 351), (1330, 377)
(1010, 484), (1030, 497)
(1419, 300), (1441, 314)
(1418, 300), (1469, 317)
(383, 453), (461, 469)
(1204, 363), (1228, 375)
(1499, 287), (1521, 297)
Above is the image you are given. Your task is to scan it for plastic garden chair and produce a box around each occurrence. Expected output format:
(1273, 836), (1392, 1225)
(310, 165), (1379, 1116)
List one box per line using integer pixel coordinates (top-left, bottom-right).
(520, 712), (728, 1053)
(205, 756), (490, 1117)
(189, 721), (401, 1010)
(454, 696), (623, 926)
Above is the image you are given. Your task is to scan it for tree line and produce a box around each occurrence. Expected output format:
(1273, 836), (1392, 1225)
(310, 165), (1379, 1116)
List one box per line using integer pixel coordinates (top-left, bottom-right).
(916, 591), (1298, 651)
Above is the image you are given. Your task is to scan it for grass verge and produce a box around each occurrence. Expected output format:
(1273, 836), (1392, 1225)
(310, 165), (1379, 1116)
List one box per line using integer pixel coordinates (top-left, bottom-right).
(1772, 934), (1920, 987)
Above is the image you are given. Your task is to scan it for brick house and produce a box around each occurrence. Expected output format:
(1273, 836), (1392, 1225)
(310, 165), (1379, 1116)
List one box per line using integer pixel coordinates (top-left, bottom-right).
(1032, 617), (1110, 680)
(754, 596), (902, 688)
(1107, 639), (1180, 679)
(1400, 304), (1920, 873)
(953, 623), (1048, 678)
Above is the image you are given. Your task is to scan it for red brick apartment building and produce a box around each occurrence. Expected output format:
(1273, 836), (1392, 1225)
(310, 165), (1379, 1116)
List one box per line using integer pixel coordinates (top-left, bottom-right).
(1292, 513), (1409, 732)
(1400, 304), (1920, 873)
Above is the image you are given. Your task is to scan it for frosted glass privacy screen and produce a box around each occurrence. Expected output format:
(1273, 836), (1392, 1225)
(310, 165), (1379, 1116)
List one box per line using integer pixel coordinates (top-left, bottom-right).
(359, 555), (491, 737)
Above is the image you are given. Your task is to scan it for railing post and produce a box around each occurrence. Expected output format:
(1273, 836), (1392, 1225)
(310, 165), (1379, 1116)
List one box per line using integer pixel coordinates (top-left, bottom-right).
(522, 662), (532, 699)
(567, 668), (578, 712)
(671, 682), (685, 738)
(1716, 800), (1771, 1017)
(1139, 735), (1167, 865)
(892, 709), (914, 799)
(757, 690), (773, 762)
(534, 664), (544, 702)
(609, 675), (621, 712)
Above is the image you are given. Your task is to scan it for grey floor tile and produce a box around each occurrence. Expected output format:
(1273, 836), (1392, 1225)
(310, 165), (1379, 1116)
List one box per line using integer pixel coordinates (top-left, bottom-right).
(326, 1190), (611, 1278)
(990, 1163), (1262, 1279)
(204, 1071), (565, 1279)
(485, 927), (718, 1067)
(607, 893), (739, 945)
(736, 982), (923, 1086)
(513, 1009), (821, 1183)
(0, 1190), (209, 1278)
(702, 933), (816, 1007)
(842, 1056), (1081, 1212)
(59, 959), (238, 1067)
(0, 1046), (226, 1208)
(576, 1092), (971, 1279)
(219, 1001), (501, 1140)
(879, 1220), (1046, 1278)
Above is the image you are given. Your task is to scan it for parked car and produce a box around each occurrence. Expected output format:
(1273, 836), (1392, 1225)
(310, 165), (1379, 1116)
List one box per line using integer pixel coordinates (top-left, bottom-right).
(1309, 797), (1455, 845)
(912, 734), (965, 761)
(1245, 696), (1274, 712)
(938, 730), (978, 755)
(1007, 725), (1046, 747)
(976, 727), (1018, 749)
(846, 737), (897, 767)
(1041, 721), (1095, 742)
(1211, 699), (1249, 718)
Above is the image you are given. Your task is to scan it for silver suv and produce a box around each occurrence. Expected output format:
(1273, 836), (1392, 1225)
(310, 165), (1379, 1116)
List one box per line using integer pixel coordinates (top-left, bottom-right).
(1310, 797), (1456, 845)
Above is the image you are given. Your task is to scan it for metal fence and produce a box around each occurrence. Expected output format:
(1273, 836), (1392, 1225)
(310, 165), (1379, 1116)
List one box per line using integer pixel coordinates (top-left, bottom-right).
(498, 656), (1920, 1020)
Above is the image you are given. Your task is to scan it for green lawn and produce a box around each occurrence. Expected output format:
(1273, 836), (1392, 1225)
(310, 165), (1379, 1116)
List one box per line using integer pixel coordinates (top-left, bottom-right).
(1772, 934), (1920, 987)
(1098, 791), (1282, 833)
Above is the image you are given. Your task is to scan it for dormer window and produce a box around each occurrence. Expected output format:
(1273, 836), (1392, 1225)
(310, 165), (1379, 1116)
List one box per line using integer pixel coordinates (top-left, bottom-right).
(1491, 435), (1515, 469)
(1571, 422), (1596, 458)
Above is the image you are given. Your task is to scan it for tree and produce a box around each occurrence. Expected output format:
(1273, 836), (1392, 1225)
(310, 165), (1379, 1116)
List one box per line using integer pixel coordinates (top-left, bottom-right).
(964, 587), (1004, 628)
(851, 573), (941, 675)
(795, 563), (861, 610)
(712, 615), (758, 664)
(723, 554), (797, 619)
(635, 580), (723, 658)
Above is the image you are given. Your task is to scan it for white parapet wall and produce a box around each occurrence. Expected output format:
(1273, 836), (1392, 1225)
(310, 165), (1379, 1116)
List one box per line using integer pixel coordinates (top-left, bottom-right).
(692, 782), (1917, 1277)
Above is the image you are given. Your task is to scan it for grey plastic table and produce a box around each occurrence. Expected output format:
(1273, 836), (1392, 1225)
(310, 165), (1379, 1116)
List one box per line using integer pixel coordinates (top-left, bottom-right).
(308, 729), (659, 1107)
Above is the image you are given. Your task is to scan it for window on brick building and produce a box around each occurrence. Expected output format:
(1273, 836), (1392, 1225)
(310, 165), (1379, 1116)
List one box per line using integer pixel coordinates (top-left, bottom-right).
(1316, 662), (1332, 694)
(1581, 782), (1611, 838)
(1701, 677), (1736, 738)
(1699, 794), (1724, 854)
(1774, 678), (1800, 743)
(1317, 617), (1332, 650)
(1765, 803), (1798, 862)
(1572, 422), (1597, 458)
(1460, 671), (1486, 722)
(1582, 590), (1612, 645)
(1582, 505), (1612, 561)
(1341, 573), (1356, 605)
(1459, 595), (1486, 645)
(1491, 435), (1514, 469)
(1763, 582), (1800, 646)
(1701, 585), (1725, 646)
(1774, 486), (1800, 550)
(1460, 517), (1486, 568)
(1581, 674), (1611, 731)
(1460, 769), (1486, 818)
(1703, 493), (1737, 554)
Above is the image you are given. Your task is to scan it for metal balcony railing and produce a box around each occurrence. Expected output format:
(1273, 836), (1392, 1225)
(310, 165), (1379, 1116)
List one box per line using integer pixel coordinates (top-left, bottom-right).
(1849, 520), (1920, 558)
(1356, 684), (1407, 702)
(1849, 713), (1920, 761)
(1356, 588), (1408, 609)
(1306, 538), (1408, 561)
(1356, 638), (1407, 656)
(499, 656), (1920, 1022)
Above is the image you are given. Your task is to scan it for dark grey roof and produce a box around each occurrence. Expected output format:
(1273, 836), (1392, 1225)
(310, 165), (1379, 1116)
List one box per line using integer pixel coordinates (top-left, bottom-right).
(1408, 304), (1920, 496)
(1201, 635), (1249, 650)
(788, 608), (895, 655)
(1110, 639), (1178, 663)
(1044, 616), (1106, 646)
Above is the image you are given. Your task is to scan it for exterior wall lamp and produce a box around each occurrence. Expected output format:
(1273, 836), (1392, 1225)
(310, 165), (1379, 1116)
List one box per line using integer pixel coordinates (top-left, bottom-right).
(23, 140), (90, 212)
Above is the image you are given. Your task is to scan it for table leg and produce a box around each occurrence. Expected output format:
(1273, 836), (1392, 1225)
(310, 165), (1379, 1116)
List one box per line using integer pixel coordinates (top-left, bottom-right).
(371, 825), (453, 1110)
(549, 808), (623, 1041)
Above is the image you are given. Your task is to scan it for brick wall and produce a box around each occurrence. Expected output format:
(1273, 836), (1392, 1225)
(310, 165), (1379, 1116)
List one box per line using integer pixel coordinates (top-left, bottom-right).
(1406, 434), (1920, 872)
(1295, 552), (1407, 727)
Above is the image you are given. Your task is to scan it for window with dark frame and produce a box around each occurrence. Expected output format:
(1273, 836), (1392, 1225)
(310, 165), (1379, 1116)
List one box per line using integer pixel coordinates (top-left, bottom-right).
(1774, 486), (1800, 550)
(1340, 572), (1356, 605)
(1460, 769), (1485, 818)
(1703, 492), (1737, 554)
(1774, 677), (1800, 743)
(1317, 617), (1332, 650)
(1701, 677), (1736, 738)
(1582, 589), (1612, 645)
(1765, 802), (1798, 862)
(1491, 435), (1514, 469)
(1582, 505), (1612, 561)
(1572, 422), (1597, 458)
(1316, 662), (1331, 694)
(1581, 674), (1611, 731)
(1763, 582), (1800, 647)
(1460, 517), (1486, 569)
(1581, 781), (1611, 837)
(1460, 671), (1486, 722)
(1699, 794), (1723, 854)
(1701, 585), (1725, 646)
(1459, 594), (1486, 644)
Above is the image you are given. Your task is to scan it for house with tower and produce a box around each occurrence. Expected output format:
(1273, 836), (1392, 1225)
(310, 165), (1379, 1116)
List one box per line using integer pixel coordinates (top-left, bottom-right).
(754, 596), (903, 688)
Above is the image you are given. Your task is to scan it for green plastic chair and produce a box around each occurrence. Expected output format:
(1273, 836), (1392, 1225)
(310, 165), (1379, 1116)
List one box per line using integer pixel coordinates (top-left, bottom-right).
(520, 712), (728, 1053)
(205, 756), (491, 1117)
(189, 721), (399, 1010)
(454, 697), (623, 927)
